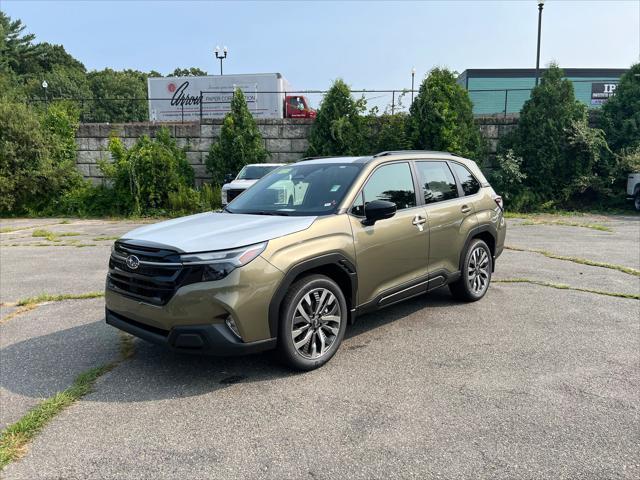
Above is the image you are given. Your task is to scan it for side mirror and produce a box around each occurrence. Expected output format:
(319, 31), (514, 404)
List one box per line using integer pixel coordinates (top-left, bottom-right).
(362, 200), (396, 226)
(223, 173), (235, 184)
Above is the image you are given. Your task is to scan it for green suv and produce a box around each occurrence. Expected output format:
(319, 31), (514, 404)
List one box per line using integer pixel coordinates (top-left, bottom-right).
(106, 151), (506, 370)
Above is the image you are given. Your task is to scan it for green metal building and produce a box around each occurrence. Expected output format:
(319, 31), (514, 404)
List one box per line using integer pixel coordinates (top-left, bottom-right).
(457, 68), (627, 115)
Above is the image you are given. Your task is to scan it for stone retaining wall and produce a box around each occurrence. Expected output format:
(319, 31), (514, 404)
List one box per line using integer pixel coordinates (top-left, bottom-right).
(76, 116), (517, 184)
(76, 119), (314, 185)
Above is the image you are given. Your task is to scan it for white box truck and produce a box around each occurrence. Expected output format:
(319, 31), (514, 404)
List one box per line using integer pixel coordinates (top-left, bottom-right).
(147, 73), (315, 122)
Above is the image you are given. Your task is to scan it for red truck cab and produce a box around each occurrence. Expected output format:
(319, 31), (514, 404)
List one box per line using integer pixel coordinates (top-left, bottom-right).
(285, 95), (316, 119)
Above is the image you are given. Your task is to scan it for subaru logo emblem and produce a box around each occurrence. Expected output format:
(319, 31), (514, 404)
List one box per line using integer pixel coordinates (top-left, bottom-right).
(126, 255), (140, 270)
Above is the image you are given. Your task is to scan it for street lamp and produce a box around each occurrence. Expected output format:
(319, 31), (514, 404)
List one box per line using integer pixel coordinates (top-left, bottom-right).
(42, 80), (48, 106)
(215, 45), (228, 75)
(411, 67), (416, 104)
(534, 0), (545, 87)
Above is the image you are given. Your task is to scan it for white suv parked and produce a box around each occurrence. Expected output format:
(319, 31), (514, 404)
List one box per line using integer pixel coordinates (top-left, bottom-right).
(221, 163), (284, 206)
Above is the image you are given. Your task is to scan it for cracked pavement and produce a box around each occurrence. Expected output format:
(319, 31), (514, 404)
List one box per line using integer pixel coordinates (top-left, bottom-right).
(0, 214), (638, 479)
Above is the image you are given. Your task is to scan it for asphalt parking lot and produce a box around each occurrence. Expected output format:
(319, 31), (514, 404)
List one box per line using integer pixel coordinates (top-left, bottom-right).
(1, 214), (639, 479)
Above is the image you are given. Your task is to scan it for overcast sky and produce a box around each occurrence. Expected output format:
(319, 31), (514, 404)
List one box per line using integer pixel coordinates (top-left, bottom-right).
(4, 0), (639, 93)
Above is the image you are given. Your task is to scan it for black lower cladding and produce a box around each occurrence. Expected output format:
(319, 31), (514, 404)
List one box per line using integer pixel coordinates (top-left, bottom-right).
(106, 309), (276, 356)
(107, 241), (215, 306)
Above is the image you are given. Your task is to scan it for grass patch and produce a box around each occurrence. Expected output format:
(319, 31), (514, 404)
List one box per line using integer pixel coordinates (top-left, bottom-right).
(31, 229), (57, 241)
(0, 304), (38, 323)
(14, 291), (104, 307)
(0, 332), (134, 469)
(93, 236), (119, 241)
(495, 278), (639, 300)
(58, 232), (81, 237)
(506, 246), (640, 277)
(519, 219), (612, 232)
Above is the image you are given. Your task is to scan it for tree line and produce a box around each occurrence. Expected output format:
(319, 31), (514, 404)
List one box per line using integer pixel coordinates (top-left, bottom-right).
(1, 11), (638, 217)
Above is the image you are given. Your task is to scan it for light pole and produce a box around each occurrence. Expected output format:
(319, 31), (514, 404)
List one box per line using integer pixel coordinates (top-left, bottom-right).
(215, 45), (228, 75)
(534, 0), (545, 87)
(42, 80), (48, 106)
(411, 67), (416, 104)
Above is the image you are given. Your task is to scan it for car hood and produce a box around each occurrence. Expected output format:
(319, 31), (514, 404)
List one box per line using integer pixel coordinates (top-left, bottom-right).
(222, 179), (257, 190)
(120, 212), (316, 253)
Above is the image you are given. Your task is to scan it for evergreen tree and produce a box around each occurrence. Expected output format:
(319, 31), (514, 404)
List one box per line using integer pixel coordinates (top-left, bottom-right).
(408, 68), (483, 159)
(600, 63), (640, 153)
(306, 79), (367, 156)
(206, 89), (269, 185)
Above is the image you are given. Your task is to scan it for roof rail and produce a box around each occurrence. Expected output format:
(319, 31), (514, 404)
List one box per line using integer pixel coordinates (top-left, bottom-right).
(373, 150), (461, 158)
(298, 155), (339, 161)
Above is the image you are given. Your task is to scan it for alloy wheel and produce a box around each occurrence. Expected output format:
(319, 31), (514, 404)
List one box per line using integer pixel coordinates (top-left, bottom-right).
(468, 246), (490, 295)
(291, 288), (342, 359)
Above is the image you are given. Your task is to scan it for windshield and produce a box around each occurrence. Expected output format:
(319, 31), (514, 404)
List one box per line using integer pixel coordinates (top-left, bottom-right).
(226, 163), (363, 216)
(236, 165), (279, 180)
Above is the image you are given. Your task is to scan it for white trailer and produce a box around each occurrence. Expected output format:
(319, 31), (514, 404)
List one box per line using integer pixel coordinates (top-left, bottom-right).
(147, 73), (295, 122)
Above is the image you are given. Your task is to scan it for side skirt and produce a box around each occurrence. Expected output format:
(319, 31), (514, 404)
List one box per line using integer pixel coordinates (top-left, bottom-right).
(353, 269), (460, 319)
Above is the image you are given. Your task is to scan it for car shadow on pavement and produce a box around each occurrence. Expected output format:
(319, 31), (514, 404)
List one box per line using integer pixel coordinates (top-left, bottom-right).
(1, 288), (461, 404)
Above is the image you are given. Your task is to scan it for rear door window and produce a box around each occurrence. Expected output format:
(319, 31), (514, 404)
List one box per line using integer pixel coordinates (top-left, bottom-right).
(415, 161), (458, 204)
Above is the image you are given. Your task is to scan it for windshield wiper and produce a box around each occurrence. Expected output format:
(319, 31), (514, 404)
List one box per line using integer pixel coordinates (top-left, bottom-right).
(246, 210), (290, 216)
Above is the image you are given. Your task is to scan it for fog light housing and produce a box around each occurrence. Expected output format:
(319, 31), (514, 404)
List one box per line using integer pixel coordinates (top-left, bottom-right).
(225, 316), (242, 341)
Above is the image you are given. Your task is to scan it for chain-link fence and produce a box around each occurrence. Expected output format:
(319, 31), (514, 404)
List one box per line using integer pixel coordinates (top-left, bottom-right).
(27, 79), (616, 122)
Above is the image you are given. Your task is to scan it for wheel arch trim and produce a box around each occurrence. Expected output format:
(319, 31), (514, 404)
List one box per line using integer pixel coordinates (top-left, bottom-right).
(267, 253), (358, 338)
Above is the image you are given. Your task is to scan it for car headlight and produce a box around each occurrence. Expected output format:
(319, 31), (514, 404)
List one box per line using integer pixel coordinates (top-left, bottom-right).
(180, 242), (267, 282)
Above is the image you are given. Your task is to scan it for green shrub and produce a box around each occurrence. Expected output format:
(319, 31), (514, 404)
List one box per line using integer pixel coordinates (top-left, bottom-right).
(600, 63), (640, 153)
(495, 64), (624, 209)
(488, 149), (526, 203)
(101, 127), (194, 215)
(206, 89), (269, 185)
(407, 68), (484, 160)
(167, 183), (222, 215)
(506, 64), (588, 200)
(306, 79), (368, 157)
(366, 113), (410, 153)
(0, 99), (83, 214)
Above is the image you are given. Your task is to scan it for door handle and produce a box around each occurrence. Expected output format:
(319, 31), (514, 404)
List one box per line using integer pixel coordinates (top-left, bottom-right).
(461, 205), (472, 214)
(412, 215), (427, 232)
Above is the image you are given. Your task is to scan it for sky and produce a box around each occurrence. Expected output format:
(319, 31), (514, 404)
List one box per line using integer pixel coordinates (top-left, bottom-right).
(3, 0), (639, 96)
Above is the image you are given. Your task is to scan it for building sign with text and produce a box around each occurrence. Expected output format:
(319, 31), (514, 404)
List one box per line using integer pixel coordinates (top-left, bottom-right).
(591, 82), (618, 105)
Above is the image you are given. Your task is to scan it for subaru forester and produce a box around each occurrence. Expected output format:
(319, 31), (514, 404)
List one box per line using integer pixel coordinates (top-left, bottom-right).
(106, 151), (506, 370)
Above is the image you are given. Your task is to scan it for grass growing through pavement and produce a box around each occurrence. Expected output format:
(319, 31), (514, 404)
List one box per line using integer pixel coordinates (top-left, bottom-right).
(0, 292), (105, 323)
(93, 236), (119, 241)
(14, 292), (104, 307)
(31, 230), (82, 242)
(519, 219), (612, 232)
(31, 229), (58, 241)
(505, 246), (640, 277)
(495, 278), (640, 300)
(0, 332), (135, 469)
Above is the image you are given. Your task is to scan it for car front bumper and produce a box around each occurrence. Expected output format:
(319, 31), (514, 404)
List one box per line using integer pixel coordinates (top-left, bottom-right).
(105, 255), (283, 354)
(106, 308), (276, 355)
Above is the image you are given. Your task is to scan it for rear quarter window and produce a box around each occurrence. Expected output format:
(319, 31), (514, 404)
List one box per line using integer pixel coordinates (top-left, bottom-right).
(450, 163), (481, 196)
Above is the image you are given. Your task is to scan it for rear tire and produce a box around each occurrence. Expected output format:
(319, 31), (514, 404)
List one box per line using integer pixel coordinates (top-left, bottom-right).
(449, 239), (492, 302)
(634, 191), (640, 212)
(277, 274), (347, 371)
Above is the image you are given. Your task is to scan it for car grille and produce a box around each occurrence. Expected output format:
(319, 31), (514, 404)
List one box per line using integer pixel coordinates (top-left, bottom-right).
(107, 241), (198, 306)
(226, 188), (244, 202)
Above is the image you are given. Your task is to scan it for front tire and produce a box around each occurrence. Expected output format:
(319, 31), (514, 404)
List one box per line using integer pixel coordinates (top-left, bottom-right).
(277, 274), (347, 371)
(634, 191), (640, 212)
(449, 239), (492, 302)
